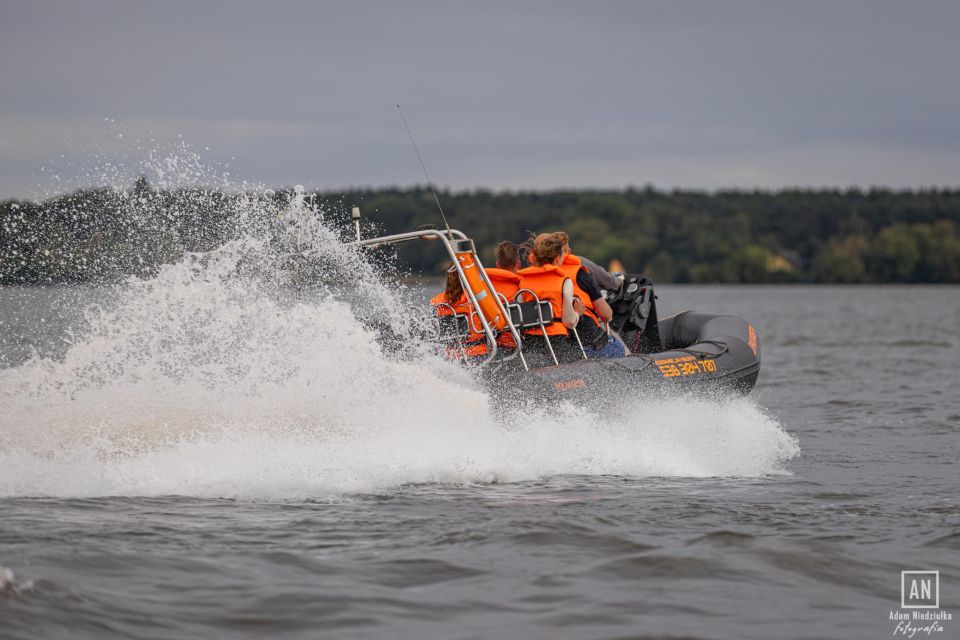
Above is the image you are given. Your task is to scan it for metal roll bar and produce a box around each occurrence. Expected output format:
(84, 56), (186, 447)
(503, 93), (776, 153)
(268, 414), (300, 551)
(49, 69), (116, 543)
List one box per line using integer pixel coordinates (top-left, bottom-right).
(514, 288), (560, 366)
(346, 228), (526, 369)
(494, 291), (528, 371)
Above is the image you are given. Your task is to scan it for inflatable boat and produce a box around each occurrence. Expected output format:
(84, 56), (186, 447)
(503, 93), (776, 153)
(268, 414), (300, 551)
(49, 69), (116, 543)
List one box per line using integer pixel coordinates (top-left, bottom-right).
(318, 216), (760, 403)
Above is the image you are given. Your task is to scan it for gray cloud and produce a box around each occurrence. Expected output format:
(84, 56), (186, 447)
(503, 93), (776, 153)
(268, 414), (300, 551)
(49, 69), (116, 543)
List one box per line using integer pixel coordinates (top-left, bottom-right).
(1, 0), (958, 198)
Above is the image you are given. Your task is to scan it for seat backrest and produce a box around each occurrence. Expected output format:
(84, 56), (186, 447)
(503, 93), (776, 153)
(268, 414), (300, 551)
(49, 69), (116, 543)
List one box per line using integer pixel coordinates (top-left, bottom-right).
(508, 300), (555, 329)
(435, 310), (471, 340)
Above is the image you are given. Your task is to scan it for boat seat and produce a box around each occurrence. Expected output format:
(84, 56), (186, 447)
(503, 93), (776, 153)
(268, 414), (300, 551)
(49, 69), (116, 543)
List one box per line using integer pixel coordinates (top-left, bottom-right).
(433, 303), (471, 341)
(511, 290), (588, 364)
(507, 300), (555, 329)
(437, 314), (470, 339)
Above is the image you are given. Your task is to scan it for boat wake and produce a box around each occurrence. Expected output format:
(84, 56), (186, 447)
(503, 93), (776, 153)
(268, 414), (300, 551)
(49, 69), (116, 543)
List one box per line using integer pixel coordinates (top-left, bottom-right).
(0, 165), (799, 500)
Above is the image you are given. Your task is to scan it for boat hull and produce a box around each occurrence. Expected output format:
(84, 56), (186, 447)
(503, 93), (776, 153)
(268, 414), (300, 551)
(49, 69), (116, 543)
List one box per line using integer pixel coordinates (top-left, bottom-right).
(487, 311), (760, 405)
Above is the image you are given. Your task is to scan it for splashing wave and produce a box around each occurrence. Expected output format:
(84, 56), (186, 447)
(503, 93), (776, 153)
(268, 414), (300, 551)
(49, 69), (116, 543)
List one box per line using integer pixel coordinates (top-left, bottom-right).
(0, 162), (799, 499)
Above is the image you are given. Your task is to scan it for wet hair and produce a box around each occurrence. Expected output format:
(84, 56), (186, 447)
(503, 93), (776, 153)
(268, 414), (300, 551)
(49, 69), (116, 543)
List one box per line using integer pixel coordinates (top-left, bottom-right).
(495, 241), (520, 270)
(519, 234), (537, 266)
(444, 266), (463, 303)
(532, 233), (565, 265)
(553, 230), (570, 246)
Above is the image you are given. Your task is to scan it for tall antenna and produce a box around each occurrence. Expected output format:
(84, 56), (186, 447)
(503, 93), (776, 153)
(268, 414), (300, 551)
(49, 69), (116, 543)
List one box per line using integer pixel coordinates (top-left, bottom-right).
(397, 104), (451, 234)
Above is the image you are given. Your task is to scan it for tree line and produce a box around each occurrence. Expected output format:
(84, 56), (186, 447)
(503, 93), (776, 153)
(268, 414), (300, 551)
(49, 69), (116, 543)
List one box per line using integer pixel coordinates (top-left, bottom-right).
(2, 181), (960, 284)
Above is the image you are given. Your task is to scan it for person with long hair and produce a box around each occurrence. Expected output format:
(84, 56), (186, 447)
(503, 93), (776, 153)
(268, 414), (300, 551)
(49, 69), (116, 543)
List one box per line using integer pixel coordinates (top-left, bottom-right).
(518, 233), (625, 361)
(550, 232), (625, 358)
(514, 234), (584, 364)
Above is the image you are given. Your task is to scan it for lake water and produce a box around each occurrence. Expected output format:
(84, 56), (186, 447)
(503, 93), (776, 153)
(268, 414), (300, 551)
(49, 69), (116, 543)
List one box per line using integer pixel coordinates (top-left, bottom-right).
(1, 282), (958, 639)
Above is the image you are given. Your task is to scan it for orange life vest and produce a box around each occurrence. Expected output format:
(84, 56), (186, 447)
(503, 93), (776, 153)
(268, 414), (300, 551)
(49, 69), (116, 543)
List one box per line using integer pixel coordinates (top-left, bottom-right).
(460, 342), (489, 357)
(432, 268), (520, 356)
(483, 268), (522, 348)
(430, 291), (469, 316)
(516, 264), (570, 336)
(430, 291), (489, 358)
(484, 268), (522, 301)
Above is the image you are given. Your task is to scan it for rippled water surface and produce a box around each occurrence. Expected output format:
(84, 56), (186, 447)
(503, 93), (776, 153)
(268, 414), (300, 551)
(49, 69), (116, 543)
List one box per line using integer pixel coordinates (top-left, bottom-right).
(1, 284), (958, 639)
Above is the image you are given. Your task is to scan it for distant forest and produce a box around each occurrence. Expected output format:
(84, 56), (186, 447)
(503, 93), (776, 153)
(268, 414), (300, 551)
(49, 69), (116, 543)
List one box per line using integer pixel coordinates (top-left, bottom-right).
(2, 182), (960, 284)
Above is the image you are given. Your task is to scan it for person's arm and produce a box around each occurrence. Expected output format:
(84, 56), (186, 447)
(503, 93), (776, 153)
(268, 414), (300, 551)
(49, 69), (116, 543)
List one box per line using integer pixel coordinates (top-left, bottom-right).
(593, 296), (613, 323)
(579, 256), (621, 291)
(561, 279), (579, 329)
(576, 268), (613, 322)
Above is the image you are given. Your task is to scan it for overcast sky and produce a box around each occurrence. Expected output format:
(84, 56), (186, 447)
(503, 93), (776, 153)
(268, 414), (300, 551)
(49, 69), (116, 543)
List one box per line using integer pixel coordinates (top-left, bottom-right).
(1, 0), (958, 198)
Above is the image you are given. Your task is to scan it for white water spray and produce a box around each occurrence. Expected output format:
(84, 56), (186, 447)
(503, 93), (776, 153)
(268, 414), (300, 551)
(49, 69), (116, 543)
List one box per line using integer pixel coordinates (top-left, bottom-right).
(0, 147), (799, 499)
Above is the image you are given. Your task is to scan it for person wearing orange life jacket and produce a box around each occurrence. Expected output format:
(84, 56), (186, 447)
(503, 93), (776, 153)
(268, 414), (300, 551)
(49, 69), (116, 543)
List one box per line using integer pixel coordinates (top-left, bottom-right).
(454, 240), (524, 356)
(554, 230), (621, 302)
(477, 241), (523, 351)
(516, 234), (590, 364)
(430, 266), (486, 358)
(431, 261), (505, 360)
(486, 240), (522, 297)
(521, 231), (619, 293)
(430, 266), (469, 316)
(549, 231), (626, 359)
(554, 230), (623, 294)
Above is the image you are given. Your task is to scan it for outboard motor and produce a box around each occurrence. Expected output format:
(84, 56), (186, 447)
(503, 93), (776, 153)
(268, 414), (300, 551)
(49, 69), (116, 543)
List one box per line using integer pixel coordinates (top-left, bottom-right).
(608, 275), (662, 353)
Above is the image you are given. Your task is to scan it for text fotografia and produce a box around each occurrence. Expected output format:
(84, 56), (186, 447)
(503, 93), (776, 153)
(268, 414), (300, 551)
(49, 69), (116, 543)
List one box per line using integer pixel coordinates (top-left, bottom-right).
(890, 619), (947, 638)
(889, 611), (950, 639)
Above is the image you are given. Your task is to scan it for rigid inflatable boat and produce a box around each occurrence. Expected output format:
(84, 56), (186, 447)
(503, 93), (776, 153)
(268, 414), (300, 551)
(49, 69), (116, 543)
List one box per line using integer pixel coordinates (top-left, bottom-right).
(319, 214), (760, 401)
